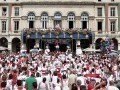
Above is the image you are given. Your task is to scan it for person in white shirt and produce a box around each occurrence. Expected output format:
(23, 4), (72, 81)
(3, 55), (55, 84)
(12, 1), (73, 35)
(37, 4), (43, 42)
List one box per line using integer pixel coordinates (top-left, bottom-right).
(35, 72), (42, 89)
(76, 73), (86, 86)
(38, 77), (48, 90)
(14, 80), (26, 90)
(107, 80), (119, 90)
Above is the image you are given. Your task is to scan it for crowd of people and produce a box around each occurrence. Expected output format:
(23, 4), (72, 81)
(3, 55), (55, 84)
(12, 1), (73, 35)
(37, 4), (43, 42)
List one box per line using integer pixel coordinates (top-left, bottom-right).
(0, 46), (120, 90)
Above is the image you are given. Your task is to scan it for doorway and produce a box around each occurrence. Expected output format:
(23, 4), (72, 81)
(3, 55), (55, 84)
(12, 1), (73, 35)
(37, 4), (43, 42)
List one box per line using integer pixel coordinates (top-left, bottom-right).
(80, 39), (90, 49)
(82, 21), (87, 29)
(60, 44), (67, 52)
(26, 39), (35, 52)
(12, 38), (20, 52)
(49, 44), (56, 52)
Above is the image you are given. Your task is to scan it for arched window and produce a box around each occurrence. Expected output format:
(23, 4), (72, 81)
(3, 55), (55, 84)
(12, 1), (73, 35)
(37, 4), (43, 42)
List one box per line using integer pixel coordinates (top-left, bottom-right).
(68, 12), (75, 29)
(28, 12), (35, 28)
(81, 12), (89, 29)
(54, 12), (62, 29)
(81, 12), (89, 21)
(41, 12), (48, 29)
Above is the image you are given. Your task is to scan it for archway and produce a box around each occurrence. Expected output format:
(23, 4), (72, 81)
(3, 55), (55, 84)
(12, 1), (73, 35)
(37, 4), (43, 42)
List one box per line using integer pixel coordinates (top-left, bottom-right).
(0, 37), (8, 47)
(95, 38), (103, 49)
(12, 38), (21, 52)
(26, 39), (35, 52)
(80, 39), (90, 49)
(111, 38), (118, 50)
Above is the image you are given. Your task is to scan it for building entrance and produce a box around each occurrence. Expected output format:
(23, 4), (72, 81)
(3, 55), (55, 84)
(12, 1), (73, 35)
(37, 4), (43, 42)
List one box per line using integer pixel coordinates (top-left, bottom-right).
(49, 43), (56, 52)
(80, 39), (90, 49)
(40, 39), (73, 52)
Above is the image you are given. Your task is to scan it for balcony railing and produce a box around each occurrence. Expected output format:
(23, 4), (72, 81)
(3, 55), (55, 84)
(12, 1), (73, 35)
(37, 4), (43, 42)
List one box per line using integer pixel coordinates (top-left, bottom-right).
(22, 28), (120, 37)
(111, 31), (116, 34)
(98, 30), (102, 34)
(14, 30), (19, 33)
(1, 30), (6, 33)
(22, 28), (92, 35)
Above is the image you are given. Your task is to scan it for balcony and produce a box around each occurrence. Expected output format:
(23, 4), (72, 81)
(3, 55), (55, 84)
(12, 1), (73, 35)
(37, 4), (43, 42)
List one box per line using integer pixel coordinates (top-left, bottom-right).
(1, 30), (6, 33)
(14, 30), (19, 33)
(111, 31), (116, 34)
(94, 30), (119, 38)
(98, 30), (102, 34)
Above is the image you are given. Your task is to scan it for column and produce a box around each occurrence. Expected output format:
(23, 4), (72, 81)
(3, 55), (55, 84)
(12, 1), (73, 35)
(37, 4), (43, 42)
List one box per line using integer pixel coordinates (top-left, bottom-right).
(87, 21), (88, 29)
(35, 39), (39, 48)
(8, 42), (12, 52)
(21, 31), (26, 50)
(118, 3), (120, 31)
(105, 3), (109, 33)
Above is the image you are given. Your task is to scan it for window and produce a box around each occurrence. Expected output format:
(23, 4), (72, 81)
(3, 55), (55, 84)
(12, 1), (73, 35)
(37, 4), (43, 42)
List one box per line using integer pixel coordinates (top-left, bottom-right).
(81, 12), (89, 29)
(15, 7), (19, 16)
(110, 21), (116, 32)
(41, 13), (48, 29)
(14, 21), (19, 31)
(110, 7), (115, 16)
(54, 12), (62, 29)
(2, 7), (7, 16)
(97, 21), (102, 33)
(97, 8), (102, 16)
(2, 21), (6, 32)
(68, 12), (75, 29)
(28, 12), (35, 28)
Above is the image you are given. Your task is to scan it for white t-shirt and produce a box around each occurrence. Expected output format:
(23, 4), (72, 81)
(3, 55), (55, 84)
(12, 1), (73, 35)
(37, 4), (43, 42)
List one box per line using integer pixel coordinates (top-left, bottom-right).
(36, 77), (42, 88)
(6, 80), (12, 90)
(14, 85), (26, 90)
(77, 76), (86, 85)
(107, 86), (119, 90)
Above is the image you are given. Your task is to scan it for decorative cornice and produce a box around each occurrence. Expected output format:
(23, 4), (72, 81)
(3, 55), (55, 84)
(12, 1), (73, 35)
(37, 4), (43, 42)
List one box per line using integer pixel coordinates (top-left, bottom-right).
(0, 1), (119, 6)
(21, 1), (96, 5)
(0, 2), (119, 6)
(21, 16), (27, 20)
(0, 2), (96, 5)
(89, 16), (95, 20)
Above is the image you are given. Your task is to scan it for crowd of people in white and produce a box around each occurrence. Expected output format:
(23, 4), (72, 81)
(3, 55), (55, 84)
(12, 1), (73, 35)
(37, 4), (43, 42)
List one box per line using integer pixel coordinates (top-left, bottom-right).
(0, 47), (120, 90)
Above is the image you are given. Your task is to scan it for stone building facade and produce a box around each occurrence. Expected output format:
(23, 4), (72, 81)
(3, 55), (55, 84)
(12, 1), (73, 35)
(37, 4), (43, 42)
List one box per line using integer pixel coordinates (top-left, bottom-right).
(0, 0), (120, 52)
